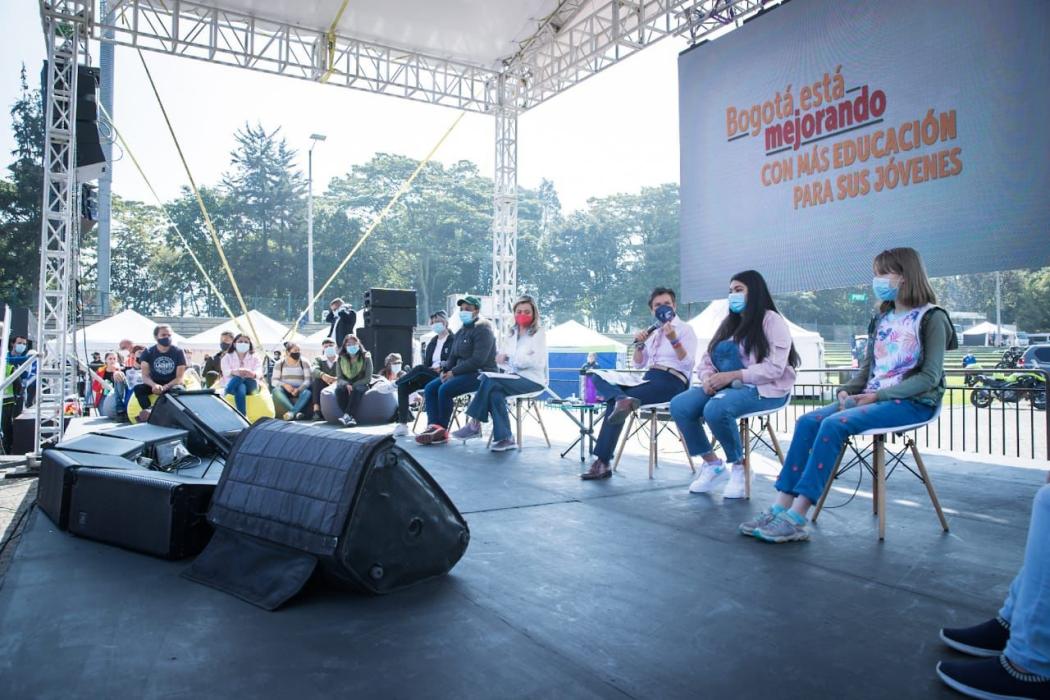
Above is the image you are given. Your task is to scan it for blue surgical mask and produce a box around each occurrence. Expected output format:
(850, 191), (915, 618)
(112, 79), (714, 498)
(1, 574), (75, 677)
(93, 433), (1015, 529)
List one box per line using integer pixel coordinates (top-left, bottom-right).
(13, 343), (26, 355)
(458, 310), (475, 325)
(728, 292), (746, 314)
(345, 344), (360, 355)
(324, 346), (337, 358)
(872, 276), (898, 302)
(431, 322), (446, 334)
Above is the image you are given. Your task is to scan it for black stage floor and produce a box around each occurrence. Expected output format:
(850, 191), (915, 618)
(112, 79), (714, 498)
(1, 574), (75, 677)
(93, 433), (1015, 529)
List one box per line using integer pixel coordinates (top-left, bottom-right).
(0, 419), (1043, 698)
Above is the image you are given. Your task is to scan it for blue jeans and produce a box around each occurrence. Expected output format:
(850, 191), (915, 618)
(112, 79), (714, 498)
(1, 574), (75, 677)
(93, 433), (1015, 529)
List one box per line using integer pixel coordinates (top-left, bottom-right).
(225, 376), (258, 415)
(466, 375), (543, 442)
(423, 373), (481, 429)
(274, 385), (312, 416)
(589, 369), (688, 463)
(774, 399), (935, 504)
(999, 485), (1050, 676)
(670, 385), (788, 462)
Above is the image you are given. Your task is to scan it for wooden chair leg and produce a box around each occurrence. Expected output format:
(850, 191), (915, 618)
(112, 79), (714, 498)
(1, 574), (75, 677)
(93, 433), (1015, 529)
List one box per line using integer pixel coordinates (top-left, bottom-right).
(612, 411), (636, 473)
(740, 418), (752, 499)
(909, 438), (950, 532)
(766, 419), (786, 464)
(812, 442), (849, 522)
(875, 435), (887, 540)
(533, 401), (551, 447)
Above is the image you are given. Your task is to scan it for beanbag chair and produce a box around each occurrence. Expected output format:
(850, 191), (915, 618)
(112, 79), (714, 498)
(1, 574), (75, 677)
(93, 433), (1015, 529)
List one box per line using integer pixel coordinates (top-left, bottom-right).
(223, 383), (276, 423)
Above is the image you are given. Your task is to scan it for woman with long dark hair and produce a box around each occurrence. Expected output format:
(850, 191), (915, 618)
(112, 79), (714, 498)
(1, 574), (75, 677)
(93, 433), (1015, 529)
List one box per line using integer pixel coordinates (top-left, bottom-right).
(221, 333), (262, 415)
(670, 270), (799, 498)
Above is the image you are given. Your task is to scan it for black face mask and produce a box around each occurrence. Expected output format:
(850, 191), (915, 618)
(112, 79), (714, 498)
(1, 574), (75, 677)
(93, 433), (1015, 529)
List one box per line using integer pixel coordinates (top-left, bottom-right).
(289, 352), (301, 361)
(157, 336), (172, 347)
(220, 342), (231, 352)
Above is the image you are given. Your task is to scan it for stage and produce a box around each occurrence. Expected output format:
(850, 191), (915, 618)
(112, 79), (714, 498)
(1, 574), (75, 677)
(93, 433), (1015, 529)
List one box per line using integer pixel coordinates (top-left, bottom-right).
(0, 416), (1043, 698)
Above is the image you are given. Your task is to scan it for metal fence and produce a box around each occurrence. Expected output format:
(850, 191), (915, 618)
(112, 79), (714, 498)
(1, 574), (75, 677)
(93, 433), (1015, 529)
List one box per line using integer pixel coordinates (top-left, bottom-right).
(765, 368), (1049, 462)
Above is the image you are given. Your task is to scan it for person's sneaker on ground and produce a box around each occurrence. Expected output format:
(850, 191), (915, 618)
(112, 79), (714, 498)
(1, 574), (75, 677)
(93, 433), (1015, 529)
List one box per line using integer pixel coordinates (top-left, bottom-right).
(451, 421), (482, 440)
(739, 505), (784, 536)
(722, 463), (749, 499)
(491, 438), (517, 452)
(581, 459), (612, 480)
(937, 656), (1050, 699)
(392, 423), (409, 437)
(416, 426), (448, 445)
(754, 511), (810, 543)
(607, 397), (640, 426)
(294, 412), (303, 421)
(688, 460), (728, 493)
(283, 411), (294, 420)
(940, 618), (1011, 658)
(338, 414), (357, 427)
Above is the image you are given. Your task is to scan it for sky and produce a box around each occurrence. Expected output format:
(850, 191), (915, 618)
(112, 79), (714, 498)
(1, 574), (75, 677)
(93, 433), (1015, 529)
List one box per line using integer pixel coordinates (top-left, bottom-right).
(0, 2), (685, 214)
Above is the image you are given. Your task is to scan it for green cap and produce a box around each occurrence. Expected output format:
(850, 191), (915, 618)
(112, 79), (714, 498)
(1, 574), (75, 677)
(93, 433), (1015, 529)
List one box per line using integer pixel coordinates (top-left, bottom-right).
(457, 295), (482, 311)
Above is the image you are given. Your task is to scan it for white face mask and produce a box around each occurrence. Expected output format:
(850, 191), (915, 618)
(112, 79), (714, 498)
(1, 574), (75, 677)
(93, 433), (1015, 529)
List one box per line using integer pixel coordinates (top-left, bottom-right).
(390, 363), (402, 374)
(324, 346), (337, 358)
(235, 342), (250, 354)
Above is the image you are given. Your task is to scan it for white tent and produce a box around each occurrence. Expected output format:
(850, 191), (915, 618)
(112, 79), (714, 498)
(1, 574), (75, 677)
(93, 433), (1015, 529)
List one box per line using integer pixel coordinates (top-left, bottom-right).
(182, 310), (305, 352)
(961, 321), (1017, 346)
(547, 320), (623, 352)
(71, 309), (187, 353)
(687, 300), (825, 372)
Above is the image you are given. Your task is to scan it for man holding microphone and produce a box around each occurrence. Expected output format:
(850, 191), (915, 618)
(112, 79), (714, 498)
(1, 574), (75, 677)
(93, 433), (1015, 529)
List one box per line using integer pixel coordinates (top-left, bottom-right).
(581, 287), (698, 480)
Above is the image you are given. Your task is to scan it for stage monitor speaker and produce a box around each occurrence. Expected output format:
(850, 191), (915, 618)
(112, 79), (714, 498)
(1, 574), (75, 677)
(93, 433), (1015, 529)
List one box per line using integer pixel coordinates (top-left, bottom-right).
(38, 449), (147, 530)
(148, 390), (249, 458)
(68, 468), (218, 559)
(91, 423), (189, 469)
(363, 306), (416, 328)
(357, 326), (413, 369)
(185, 420), (469, 610)
(364, 288), (416, 309)
(54, 433), (146, 461)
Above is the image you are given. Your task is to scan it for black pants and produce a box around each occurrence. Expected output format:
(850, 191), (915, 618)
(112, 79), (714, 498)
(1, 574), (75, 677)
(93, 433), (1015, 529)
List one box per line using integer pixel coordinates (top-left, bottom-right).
(335, 383), (365, 418)
(311, 377), (334, 409)
(396, 366), (439, 423)
(132, 383), (156, 410)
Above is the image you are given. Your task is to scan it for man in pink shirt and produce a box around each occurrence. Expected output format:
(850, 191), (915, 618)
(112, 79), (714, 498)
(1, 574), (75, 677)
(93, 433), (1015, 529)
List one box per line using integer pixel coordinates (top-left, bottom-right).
(582, 287), (697, 480)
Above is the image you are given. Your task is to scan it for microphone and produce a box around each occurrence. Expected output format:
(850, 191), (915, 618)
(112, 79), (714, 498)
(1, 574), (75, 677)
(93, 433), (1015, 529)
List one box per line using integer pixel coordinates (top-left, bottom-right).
(634, 322), (661, 347)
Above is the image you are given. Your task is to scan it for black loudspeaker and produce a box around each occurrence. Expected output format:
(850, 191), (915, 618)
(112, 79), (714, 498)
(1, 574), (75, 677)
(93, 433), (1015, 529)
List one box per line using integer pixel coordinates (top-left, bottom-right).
(53, 433), (146, 461)
(3, 307), (31, 342)
(364, 288), (416, 309)
(38, 449), (147, 530)
(10, 411), (41, 455)
(91, 423), (188, 469)
(41, 62), (106, 180)
(357, 326), (413, 369)
(147, 390), (249, 458)
(184, 421), (469, 610)
(68, 468), (218, 559)
(363, 306), (416, 327)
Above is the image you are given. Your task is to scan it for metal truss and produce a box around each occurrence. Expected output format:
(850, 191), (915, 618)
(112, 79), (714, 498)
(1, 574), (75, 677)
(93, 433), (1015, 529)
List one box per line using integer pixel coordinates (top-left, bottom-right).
(514, 0), (777, 109)
(35, 0), (92, 452)
(490, 74), (520, 335)
(97, 0), (500, 114)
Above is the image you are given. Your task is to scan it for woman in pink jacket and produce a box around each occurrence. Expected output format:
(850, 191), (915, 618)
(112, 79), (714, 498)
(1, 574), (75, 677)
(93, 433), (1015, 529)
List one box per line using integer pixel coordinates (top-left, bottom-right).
(220, 333), (262, 415)
(670, 270), (799, 499)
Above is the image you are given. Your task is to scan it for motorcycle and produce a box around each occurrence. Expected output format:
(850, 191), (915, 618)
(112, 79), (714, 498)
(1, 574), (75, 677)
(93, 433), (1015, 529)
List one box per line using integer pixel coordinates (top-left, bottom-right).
(969, 372), (1046, 410)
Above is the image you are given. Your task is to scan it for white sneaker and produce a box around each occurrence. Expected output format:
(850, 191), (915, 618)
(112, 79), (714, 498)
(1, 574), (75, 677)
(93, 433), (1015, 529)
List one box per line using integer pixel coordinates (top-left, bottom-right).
(688, 460), (728, 493)
(392, 423), (409, 437)
(722, 464), (749, 499)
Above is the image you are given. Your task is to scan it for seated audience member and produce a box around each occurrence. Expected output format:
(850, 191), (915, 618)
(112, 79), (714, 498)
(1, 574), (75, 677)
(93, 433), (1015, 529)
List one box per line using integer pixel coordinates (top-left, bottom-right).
(335, 335), (373, 427)
(581, 287), (697, 480)
(744, 247), (957, 543)
(393, 311), (452, 436)
(272, 342), (312, 420)
(221, 333), (263, 415)
(378, 353), (405, 384)
(311, 338), (340, 418)
(132, 324), (187, 423)
(98, 351), (129, 418)
(325, 297), (357, 348)
(936, 473), (1050, 698)
(124, 345), (146, 387)
(452, 295), (549, 451)
(416, 296), (497, 445)
(202, 331), (234, 387)
(670, 270), (798, 498)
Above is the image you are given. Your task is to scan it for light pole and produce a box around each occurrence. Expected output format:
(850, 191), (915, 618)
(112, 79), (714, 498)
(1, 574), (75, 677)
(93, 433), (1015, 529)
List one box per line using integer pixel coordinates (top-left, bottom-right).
(307, 133), (326, 322)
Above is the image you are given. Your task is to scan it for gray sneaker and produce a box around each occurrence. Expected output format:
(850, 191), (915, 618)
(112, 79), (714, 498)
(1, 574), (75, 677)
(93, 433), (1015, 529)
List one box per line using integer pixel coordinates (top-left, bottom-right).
(754, 513), (810, 543)
(451, 422), (482, 440)
(738, 510), (778, 536)
(491, 438), (517, 452)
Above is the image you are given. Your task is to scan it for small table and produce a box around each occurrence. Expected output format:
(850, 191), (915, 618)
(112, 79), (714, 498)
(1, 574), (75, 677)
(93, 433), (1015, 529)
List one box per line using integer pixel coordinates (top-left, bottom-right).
(545, 400), (607, 462)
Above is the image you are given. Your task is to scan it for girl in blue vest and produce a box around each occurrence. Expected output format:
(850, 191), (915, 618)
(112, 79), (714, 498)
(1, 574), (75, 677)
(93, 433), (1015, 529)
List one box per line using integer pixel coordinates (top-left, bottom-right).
(744, 247), (957, 543)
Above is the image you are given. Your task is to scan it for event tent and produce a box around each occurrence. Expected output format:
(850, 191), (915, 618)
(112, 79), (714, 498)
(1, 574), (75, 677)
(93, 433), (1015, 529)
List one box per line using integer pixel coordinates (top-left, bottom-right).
(687, 300), (825, 375)
(71, 309), (187, 353)
(961, 321), (1017, 346)
(547, 320), (623, 400)
(182, 310), (305, 352)
(547, 320), (624, 352)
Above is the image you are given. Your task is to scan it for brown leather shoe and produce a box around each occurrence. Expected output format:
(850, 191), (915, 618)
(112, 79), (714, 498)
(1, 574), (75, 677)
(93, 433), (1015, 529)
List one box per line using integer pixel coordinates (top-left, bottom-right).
(606, 397), (640, 426)
(581, 459), (612, 480)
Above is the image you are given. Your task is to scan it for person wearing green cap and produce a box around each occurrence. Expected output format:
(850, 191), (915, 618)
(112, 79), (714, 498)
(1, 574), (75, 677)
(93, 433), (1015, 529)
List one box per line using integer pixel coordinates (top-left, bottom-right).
(416, 296), (496, 445)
